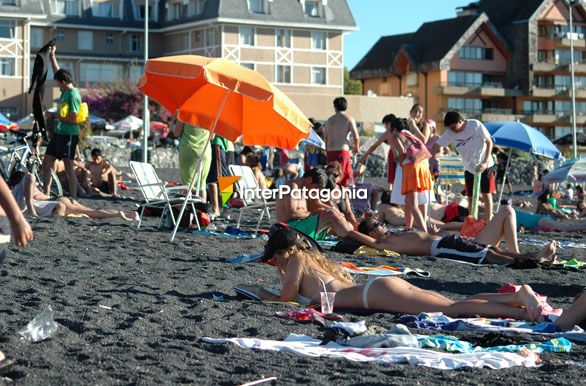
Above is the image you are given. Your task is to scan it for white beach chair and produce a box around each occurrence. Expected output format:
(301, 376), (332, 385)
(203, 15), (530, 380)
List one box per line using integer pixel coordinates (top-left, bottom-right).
(129, 161), (204, 230)
(228, 165), (274, 230)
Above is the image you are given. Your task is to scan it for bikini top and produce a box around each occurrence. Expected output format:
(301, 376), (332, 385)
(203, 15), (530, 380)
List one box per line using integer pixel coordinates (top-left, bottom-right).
(295, 277), (336, 306)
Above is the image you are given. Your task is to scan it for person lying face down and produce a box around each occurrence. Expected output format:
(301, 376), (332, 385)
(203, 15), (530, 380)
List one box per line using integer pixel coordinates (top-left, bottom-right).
(258, 224), (549, 321)
(347, 219), (557, 266)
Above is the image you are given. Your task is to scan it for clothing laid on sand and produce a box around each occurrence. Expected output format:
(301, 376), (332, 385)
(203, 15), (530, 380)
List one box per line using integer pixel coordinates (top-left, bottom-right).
(327, 150), (353, 187)
(442, 203), (469, 223)
(11, 178), (59, 217)
(178, 124), (211, 189)
(390, 164), (435, 205)
(514, 210), (553, 229)
(287, 214), (328, 240)
(437, 119), (495, 174)
(430, 235), (489, 264)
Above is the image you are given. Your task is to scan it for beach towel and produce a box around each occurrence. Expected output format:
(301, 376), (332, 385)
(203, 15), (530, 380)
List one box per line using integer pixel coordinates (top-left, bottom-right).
(339, 262), (430, 277)
(519, 238), (586, 250)
(331, 237), (400, 257)
(193, 226), (268, 240)
(202, 334), (541, 370)
(497, 283), (563, 317)
(397, 312), (586, 343)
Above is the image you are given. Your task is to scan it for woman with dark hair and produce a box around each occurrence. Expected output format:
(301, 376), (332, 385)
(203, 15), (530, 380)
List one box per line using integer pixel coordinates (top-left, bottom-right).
(513, 189), (586, 232)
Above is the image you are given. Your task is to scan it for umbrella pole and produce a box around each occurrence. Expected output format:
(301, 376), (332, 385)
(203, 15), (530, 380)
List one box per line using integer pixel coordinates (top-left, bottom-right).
(170, 89), (230, 242)
(496, 148), (513, 212)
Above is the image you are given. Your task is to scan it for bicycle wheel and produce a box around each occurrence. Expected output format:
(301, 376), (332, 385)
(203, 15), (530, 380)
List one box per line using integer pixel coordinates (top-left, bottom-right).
(30, 162), (63, 198)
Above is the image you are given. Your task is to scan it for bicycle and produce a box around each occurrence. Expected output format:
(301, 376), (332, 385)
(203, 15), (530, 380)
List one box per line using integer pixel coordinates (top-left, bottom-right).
(0, 131), (63, 197)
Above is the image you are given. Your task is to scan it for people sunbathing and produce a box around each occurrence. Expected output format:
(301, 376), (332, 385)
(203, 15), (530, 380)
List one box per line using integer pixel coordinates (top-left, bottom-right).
(9, 172), (138, 221)
(515, 189), (586, 232)
(275, 168), (353, 240)
(258, 225), (546, 321)
(347, 218), (556, 266)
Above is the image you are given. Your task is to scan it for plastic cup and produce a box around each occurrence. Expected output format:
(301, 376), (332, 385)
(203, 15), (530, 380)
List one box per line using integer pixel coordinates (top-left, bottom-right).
(320, 292), (335, 314)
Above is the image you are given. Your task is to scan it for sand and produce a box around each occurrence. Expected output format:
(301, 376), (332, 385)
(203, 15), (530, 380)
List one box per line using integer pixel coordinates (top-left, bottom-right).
(0, 169), (584, 385)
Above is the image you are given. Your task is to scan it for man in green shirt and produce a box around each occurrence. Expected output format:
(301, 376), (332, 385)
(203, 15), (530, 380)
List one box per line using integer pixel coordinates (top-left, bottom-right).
(42, 45), (81, 198)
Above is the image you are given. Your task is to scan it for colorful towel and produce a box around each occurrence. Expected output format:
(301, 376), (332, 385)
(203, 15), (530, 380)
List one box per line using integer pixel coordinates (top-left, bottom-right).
(354, 246), (400, 257)
(552, 258), (586, 270)
(416, 335), (571, 354)
(339, 262), (430, 277)
(498, 283), (563, 317)
(203, 334), (540, 370)
(519, 238), (586, 250)
(193, 226), (268, 240)
(398, 312), (586, 342)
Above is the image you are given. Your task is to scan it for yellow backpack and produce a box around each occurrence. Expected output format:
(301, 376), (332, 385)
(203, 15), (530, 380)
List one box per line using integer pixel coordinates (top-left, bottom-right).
(59, 102), (89, 123)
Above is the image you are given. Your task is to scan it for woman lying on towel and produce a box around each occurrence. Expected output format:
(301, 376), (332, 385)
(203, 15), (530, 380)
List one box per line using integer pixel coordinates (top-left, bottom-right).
(259, 224), (547, 321)
(9, 172), (138, 221)
(556, 289), (586, 331)
(515, 189), (586, 232)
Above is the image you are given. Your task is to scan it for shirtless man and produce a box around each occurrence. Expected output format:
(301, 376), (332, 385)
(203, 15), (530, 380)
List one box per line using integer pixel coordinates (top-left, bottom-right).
(275, 168), (353, 240)
(323, 97), (359, 187)
(81, 148), (119, 197)
(348, 218), (557, 266)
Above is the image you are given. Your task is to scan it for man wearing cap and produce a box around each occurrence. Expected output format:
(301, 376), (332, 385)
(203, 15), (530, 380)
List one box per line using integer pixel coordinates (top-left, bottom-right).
(275, 168), (353, 240)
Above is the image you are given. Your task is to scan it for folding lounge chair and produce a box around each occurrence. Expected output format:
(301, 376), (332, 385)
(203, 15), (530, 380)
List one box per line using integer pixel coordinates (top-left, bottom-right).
(129, 161), (204, 230)
(228, 165), (274, 230)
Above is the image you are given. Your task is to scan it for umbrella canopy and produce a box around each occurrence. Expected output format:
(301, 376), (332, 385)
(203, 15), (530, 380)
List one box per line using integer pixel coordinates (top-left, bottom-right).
(0, 112), (18, 132)
(16, 114), (35, 131)
(485, 121), (561, 159)
(542, 160), (586, 184)
(112, 115), (143, 131)
(302, 128), (325, 150)
(138, 55), (311, 150)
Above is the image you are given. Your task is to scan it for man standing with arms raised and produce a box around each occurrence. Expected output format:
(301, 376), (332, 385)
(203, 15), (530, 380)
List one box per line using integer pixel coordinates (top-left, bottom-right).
(42, 45), (81, 199)
(323, 97), (359, 187)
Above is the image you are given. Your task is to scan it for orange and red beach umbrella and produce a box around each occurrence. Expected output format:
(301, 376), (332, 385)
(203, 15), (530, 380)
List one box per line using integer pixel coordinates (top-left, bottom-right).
(138, 55), (311, 150)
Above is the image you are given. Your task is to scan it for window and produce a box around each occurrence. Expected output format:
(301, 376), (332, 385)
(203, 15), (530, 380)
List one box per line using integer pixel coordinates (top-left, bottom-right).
(554, 49), (584, 64)
(311, 31), (325, 50)
(30, 28), (43, 48)
(77, 31), (93, 50)
(0, 20), (15, 39)
(168, 2), (182, 21)
(239, 27), (254, 46)
(554, 127), (573, 139)
(50, 0), (78, 16)
(1, 0), (17, 6)
(91, 0), (119, 17)
(195, 30), (201, 42)
(56, 30), (64, 41)
(311, 67), (326, 85)
(459, 45), (493, 60)
(182, 32), (189, 50)
(241, 62), (254, 70)
(248, 0), (263, 13)
(129, 64), (143, 83)
(538, 50), (548, 63)
(206, 28), (216, 46)
(188, 0), (205, 16)
(276, 29), (291, 48)
(406, 72), (418, 86)
(523, 100), (554, 114)
(133, 4), (155, 20)
(79, 62), (123, 83)
(305, 0), (320, 17)
(59, 61), (74, 77)
(276, 65), (291, 83)
(0, 57), (14, 76)
(106, 32), (114, 44)
(129, 33), (141, 52)
(447, 97), (482, 113)
(447, 71), (483, 87)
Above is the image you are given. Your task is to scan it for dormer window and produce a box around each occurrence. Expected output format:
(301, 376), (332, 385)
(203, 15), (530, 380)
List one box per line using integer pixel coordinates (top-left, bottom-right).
(132, 0), (156, 21)
(248, 0), (263, 13)
(168, 1), (182, 21)
(91, 0), (120, 18)
(304, 0), (321, 17)
(188, 0), (205, 16)
(50, 0), (78, 16)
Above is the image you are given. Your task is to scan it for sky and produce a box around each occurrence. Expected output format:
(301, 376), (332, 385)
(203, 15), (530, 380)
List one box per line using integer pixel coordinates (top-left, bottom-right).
(344, 0), (470, 69)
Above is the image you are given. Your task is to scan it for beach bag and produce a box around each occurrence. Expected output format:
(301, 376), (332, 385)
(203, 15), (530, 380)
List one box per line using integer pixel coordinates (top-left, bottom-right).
(460, 215), (486, 238)
(401, 131), (431, 163)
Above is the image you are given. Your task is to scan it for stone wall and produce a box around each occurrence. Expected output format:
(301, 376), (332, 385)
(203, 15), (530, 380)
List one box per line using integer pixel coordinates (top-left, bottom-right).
(101, 147), (179, 169)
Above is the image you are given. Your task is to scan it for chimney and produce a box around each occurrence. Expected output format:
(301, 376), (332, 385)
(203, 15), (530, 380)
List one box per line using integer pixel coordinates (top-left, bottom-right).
(456, 2), (480, 17)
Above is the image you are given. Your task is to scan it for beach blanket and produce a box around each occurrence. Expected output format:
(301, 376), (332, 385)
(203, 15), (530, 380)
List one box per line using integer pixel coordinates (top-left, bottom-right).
(398, 312), (586, 342)
(551, 259), (586, 270)
(193, 226), (268, 240)
(519, 238), (586, 250)
(339, 262), (430, 277)
(202, 334), (541, 370)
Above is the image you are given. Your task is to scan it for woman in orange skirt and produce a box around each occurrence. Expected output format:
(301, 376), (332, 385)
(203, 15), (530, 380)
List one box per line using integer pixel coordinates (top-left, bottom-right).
(390, 117), (432, 232)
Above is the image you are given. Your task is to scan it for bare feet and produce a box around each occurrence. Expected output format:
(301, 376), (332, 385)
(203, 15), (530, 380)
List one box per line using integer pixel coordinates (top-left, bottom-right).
(534, 240), (557, 264)
(517, 284), (544, 322)
(119, 211), (139, 222)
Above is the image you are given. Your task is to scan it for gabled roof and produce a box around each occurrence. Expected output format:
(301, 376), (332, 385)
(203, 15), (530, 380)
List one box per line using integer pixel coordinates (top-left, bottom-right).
(475, 0), (545, 26)
(350, 33), (413, 79)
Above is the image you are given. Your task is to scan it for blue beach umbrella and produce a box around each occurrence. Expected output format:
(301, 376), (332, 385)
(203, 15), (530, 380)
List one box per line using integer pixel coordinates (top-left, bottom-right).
(485, 121), (561, 159)
(485, 121), (561, 209)
(302, 127), (325, 150)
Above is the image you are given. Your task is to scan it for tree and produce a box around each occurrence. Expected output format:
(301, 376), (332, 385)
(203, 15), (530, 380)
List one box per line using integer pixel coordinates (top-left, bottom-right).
(344, 67), (362, 95)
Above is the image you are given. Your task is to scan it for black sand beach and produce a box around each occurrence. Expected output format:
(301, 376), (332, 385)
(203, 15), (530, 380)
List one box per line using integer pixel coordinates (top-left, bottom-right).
(0, 170), (584, 385)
